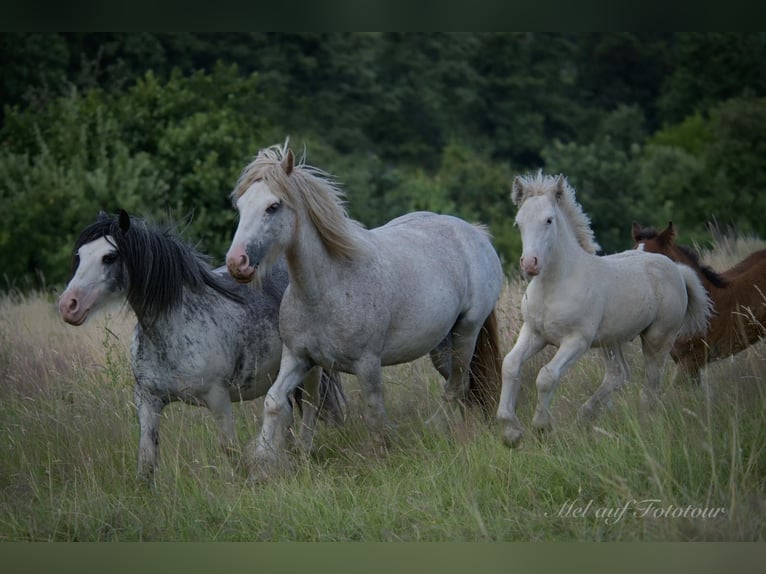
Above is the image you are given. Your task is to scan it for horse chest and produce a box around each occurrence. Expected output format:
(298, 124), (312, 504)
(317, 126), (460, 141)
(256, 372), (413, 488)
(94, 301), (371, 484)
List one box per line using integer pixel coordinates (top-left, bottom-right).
(522, 281), (597, 341)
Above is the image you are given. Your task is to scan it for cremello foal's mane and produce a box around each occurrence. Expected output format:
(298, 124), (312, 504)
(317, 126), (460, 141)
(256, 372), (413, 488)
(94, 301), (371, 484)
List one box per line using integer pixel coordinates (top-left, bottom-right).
(512, 170), (601, 254)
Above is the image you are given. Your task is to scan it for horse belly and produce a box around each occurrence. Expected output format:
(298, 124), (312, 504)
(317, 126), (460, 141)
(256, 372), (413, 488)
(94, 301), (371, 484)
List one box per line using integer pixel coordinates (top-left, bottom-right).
(380, 285), (463, 365)
(594, 261), (682, 345)
(380, 322), (452, 366)
(131, 309), (280, 404)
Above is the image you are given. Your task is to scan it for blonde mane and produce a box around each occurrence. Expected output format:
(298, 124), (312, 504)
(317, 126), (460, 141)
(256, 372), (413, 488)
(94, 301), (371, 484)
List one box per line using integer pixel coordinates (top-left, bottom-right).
(512, 170), (601, 254)
(232, 140), (368, 260)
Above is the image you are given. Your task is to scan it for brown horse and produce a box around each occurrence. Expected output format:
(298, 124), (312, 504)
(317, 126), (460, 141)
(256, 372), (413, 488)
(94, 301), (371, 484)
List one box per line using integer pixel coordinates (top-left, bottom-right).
(632, 221), (766, 383)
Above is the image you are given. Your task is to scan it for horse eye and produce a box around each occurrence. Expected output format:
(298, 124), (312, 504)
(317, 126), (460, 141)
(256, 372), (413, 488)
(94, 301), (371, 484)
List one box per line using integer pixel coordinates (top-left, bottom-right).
(546, 217), (553, 225)
(266, 202), (281, 215)
(102, 252), (118, 264)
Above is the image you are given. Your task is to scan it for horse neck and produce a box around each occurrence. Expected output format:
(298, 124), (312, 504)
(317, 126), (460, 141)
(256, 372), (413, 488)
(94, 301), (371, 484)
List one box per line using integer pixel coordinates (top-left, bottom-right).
(544, 217), (589, 279)
(284, 209), (367, 303)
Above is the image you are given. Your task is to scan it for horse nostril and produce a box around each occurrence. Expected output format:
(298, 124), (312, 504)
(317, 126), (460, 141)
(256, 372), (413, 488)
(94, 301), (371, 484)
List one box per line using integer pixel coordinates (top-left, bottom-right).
(67, 298), (79, 312)
(238, 253), (249, 270)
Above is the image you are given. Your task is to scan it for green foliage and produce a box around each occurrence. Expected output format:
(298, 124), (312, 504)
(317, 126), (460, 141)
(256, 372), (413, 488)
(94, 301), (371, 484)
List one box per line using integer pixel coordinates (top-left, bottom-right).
(3, 33), (766, 286)
(640, 97), (766, 244)
(542, 105), (648, 253)
(0, 64), (269, 288)
(113, 65), (268, 258)
(659, 33), (766, 124)
(0, 89), (165, 288)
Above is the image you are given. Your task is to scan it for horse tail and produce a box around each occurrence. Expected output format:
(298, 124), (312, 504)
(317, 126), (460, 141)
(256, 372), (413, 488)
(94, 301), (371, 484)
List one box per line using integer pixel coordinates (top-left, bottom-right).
(466, 309), (503, 416)
(292, 369), (347, 425)
(316, 369), (347, 425)
(677, 264), (713, 340)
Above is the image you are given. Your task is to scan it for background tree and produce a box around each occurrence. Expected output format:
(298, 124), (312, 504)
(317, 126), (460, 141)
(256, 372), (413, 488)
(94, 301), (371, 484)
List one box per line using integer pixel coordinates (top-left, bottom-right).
(2, 33), (766, 289)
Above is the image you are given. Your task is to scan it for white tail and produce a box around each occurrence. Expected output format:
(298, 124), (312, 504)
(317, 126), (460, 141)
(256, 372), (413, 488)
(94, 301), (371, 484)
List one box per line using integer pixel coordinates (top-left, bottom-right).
(677, 263), (713, 340)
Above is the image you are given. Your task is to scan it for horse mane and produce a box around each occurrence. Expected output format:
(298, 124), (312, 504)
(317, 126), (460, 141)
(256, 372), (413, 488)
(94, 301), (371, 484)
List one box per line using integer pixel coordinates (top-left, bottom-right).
(512, 170), (601, 254)
(633, 225), (728, 289)
(232, 140), (369, 260)
(73, 212), (244, 324)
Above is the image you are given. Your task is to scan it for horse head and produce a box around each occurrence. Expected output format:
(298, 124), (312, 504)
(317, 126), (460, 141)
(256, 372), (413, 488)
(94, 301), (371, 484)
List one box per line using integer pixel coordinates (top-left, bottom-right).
(632, 221), (676, 254)
(59, 212), (127, 325)
(227, 148), (296, 284)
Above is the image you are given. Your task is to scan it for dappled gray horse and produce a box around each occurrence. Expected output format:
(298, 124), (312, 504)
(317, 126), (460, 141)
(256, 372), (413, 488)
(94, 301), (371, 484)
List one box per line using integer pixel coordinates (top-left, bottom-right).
(226, 141), (504, 479)
(59, 210), (344, 481)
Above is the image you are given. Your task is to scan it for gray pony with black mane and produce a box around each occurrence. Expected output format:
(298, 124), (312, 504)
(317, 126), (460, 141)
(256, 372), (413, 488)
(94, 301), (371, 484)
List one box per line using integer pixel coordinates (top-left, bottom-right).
(59, 210), (345, 481)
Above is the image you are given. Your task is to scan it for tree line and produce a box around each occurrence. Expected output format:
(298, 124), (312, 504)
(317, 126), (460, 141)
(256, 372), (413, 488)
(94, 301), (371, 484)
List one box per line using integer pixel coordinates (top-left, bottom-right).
(2, 32), (766, 289)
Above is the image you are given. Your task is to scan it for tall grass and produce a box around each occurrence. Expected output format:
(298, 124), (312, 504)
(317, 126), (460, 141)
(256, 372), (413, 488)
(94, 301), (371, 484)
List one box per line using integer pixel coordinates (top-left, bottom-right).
(1, 239), (764, 541)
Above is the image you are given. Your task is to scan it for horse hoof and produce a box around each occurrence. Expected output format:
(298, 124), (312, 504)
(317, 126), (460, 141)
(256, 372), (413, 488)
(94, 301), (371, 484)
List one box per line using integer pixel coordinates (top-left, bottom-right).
(531, 414), (553, 435)
(576, 403), (598, 424)
(502, 425), (525, 448)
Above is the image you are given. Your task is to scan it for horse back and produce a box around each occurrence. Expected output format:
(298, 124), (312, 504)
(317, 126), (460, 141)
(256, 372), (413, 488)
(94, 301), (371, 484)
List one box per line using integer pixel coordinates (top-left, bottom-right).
(373, 212), (502, 316)
(722, 248), (766, 281)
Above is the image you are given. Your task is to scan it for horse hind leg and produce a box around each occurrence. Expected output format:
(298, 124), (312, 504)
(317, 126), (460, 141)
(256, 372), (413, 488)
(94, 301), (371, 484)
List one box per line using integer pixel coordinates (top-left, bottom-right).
(532, 335), (590, 434)
(578, 345), (630, 423)
(205, 384), (241, 475)
(438, 317), (488, 427)
(639, 326), (675, 409)
(295, 366), (343, 454)
(353, 354), (390, 450)
(428, 336), (452, 381)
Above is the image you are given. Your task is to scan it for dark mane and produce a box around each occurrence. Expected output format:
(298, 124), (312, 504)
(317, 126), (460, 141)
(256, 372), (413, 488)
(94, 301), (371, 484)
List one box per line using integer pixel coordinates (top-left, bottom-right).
(73, 212), (244, 323)
(674, 243), (728, 288)
(634, 226), (728, 289)
(631, 226), (659, 242)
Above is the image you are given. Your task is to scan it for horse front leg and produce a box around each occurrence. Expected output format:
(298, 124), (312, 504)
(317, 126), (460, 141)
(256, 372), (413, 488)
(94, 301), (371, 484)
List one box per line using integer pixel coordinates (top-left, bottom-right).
(250, 346), (312, 481)
(531, 335), (590, 435)
(497, 324), (546, 447)
(134, 384), (166, 484)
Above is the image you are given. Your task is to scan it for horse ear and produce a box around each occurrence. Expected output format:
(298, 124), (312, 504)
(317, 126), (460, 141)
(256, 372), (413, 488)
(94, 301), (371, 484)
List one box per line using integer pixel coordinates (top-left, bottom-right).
(118, 209), (131, 233)
(511, 176), (524, 206)
(282, 149), (294, 175)
(554, 175), (566, 202)
(659, 221), (675, 244)
(97, 210), (109, 222)
(631, 222), (642, 241)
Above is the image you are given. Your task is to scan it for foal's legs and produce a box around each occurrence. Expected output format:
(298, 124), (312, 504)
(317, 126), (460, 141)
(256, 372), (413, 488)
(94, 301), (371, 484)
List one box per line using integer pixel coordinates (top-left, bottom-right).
(578, 345), (630, 421)
(134, 384), (166, 482)
(251, 346), (312, 477)
(639, 328), (674, 408)
(531, 335), (590, 434)
(497, 324), (546, 447)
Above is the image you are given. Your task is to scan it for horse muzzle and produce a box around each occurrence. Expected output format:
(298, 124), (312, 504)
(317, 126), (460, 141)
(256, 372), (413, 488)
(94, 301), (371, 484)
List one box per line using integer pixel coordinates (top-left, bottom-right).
(58, 290), (90, 326)
(520, 255), (540, 277)
(226, 246), (257, 283)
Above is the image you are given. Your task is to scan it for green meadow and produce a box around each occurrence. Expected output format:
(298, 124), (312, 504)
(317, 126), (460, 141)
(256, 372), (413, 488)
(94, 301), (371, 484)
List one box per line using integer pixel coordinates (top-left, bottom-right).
(1, 238), (763, 542)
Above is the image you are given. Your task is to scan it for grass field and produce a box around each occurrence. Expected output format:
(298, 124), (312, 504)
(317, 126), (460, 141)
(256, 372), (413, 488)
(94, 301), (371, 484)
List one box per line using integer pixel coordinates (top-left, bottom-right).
(1, 238), (765, 541)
